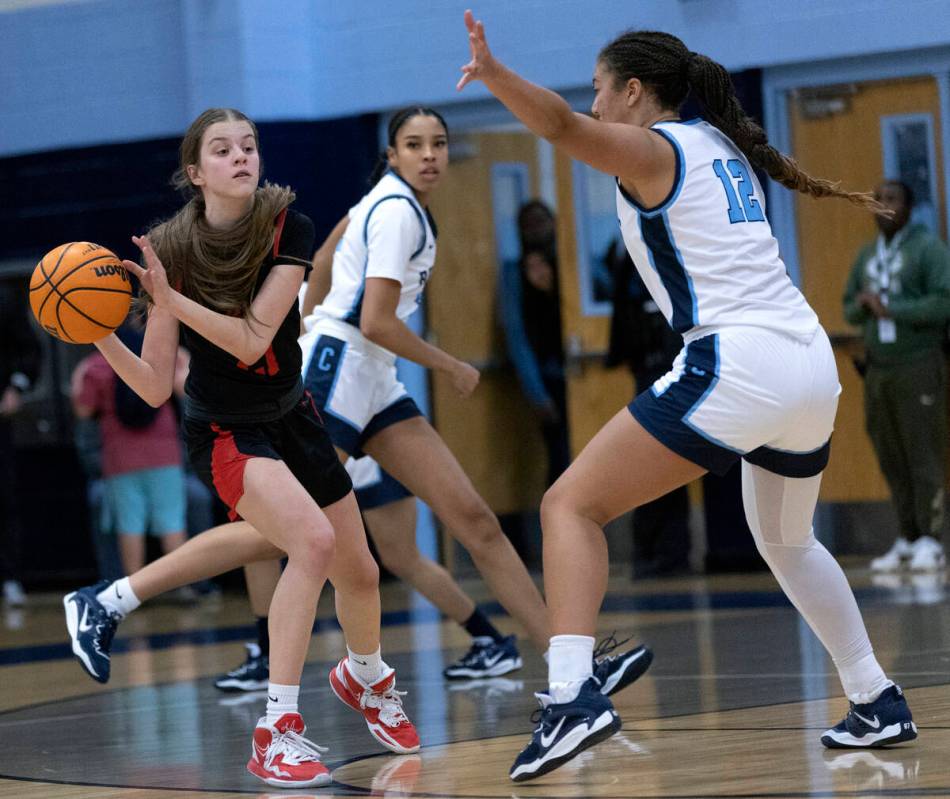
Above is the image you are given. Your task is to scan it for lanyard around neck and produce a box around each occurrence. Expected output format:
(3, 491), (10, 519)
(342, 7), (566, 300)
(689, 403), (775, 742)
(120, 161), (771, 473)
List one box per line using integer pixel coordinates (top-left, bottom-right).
(874, 228), (908, 294)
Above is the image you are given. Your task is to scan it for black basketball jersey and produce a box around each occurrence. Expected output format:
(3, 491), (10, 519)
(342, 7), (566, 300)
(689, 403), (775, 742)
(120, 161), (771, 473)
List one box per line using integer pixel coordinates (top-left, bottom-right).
(182, 208), (315, 423)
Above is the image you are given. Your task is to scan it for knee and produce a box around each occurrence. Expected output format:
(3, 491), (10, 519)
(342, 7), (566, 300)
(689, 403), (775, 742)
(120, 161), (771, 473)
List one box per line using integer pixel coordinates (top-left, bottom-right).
(343, 548), (381, 595)
(450, 496), (503, 554)
(541, 482), (609, 530)
(753, 532), (818, 570)
(375, 541), (415, 578)
(287, 521), (336, 575)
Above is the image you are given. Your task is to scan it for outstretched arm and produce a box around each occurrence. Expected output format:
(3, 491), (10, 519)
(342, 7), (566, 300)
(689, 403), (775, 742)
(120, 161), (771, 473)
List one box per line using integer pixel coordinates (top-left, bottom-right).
(457, 10), (670, 186)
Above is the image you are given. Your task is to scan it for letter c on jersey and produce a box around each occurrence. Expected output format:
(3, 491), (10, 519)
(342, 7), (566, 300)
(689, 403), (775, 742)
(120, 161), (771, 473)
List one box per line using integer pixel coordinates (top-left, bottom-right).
(318, 347), (336, 372)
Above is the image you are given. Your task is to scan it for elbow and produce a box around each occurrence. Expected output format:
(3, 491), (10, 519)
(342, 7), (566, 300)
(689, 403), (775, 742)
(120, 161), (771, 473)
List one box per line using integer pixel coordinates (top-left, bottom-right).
(239, 332), (272, 366)
(145, 386), (173, 408)
(359, 317), (385, 344)
(241, 345), (268, 366)
(544, 121), (568, 143)
(543, 110), (574, 143)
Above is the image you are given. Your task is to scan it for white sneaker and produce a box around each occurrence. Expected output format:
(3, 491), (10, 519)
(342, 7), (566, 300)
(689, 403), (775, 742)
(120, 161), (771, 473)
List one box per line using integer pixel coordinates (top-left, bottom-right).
(870, 538), (913, 573)
(908, 536), (946, 572)
(2, 580), (26, 607)
(909, 573), (946, 605)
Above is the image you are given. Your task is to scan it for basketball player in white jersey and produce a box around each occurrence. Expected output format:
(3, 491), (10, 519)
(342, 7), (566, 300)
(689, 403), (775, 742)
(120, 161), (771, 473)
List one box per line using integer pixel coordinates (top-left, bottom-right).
(458, 11), (917, 781)
(219, 210), (649, 692)
(298, 107), (649, 693)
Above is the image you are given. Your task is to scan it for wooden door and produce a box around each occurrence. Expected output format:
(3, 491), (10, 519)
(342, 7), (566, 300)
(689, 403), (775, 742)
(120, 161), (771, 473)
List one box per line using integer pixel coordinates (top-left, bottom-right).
(427, 131), (548, 514)
(553, 150), (635, 456)
(791, 76), (944, 502)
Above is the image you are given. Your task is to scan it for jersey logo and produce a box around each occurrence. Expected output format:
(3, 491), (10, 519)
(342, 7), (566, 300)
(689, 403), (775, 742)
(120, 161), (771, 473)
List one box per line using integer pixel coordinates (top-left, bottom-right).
(317, 346), (337, 372)
(416, 269), (430, 306)
(237, 346), (280, 376)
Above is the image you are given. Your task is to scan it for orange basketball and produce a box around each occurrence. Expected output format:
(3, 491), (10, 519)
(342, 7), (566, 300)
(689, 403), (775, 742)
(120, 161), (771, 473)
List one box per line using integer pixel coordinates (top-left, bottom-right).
(29, 242), (133, 343)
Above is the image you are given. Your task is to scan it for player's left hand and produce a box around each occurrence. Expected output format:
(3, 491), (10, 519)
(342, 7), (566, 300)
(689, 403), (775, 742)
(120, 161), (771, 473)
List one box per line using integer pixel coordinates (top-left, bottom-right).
(124, 235), (172, 309)
(457, 9), (497, 91)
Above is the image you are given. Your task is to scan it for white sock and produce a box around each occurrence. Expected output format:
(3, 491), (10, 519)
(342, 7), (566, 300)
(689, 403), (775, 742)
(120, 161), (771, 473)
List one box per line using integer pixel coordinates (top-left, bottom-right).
(347, 646), (385, 685)
(265, 682), (299, 725)
(548, 634), (595, 704)
(96, 577), (140, 618)
(839, 652), (894, 705)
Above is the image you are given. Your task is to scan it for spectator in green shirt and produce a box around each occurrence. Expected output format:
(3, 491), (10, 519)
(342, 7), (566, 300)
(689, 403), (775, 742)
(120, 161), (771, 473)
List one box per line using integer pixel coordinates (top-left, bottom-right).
(843, 180), (950, 573)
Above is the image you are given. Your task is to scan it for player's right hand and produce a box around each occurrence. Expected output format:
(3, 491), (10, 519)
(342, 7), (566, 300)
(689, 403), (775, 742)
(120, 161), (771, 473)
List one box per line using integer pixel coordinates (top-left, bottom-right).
(450, 359), (480, 398)
(124, 235), (172, 309)
(457, 9), (498, 91)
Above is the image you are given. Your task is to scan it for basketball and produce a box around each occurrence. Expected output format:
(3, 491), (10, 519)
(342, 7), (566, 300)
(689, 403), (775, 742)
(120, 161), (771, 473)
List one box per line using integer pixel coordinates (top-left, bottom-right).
(29, 242), (133, 343)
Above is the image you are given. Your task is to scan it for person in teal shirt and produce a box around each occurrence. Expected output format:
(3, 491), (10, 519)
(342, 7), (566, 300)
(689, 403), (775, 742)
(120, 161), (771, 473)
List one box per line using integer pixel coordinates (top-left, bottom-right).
(843, 180), (950, 573)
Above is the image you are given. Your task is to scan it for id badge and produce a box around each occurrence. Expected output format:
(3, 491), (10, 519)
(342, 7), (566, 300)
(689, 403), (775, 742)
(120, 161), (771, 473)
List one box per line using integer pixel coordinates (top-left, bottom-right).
(878, 318), (897, 344)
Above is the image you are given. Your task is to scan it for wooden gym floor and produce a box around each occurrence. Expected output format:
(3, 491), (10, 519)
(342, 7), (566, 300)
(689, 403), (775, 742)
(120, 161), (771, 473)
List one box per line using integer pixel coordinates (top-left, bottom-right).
(0, 566), (947, 798)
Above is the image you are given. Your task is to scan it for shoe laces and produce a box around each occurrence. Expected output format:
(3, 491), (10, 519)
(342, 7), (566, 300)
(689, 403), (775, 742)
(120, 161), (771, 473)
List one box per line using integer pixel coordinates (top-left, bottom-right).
(361, 683), (410, 728)
(457, 638), (493, 666)
(230, 654), (263, 678)
(94, 608), (121, 657)
(593, 632), (634, 662)
(266, 728), (328, 767)
(529, 692), (555, 731)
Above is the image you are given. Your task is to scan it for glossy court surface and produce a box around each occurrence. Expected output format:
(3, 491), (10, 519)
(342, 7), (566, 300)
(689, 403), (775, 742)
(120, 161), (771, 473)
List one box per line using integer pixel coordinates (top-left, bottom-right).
(0, 568), (947, 798)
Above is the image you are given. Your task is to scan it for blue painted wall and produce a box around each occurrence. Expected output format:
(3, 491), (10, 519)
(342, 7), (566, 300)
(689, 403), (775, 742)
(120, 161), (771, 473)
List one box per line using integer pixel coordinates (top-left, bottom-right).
(2, 0), (948, 156)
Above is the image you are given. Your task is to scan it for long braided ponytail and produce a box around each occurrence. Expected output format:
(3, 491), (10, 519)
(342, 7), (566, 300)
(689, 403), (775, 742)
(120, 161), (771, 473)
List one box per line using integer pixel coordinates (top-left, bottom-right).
(598, 31), (884, 212)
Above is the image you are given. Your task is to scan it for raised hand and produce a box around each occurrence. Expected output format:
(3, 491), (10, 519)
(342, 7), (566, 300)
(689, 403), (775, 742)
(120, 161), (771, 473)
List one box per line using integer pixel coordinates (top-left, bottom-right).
(123, 235), (172, 309)
(457, 9), (496, 91)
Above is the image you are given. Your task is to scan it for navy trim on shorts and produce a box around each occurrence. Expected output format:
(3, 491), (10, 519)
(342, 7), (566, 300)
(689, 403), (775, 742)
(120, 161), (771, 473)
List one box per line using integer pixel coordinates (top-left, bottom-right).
(355, 469), (413, 510)
(303, 335), (362, 456)
(628, 335), (739, 476)
(360, 396), (423, 451)
(744, 439), (831, 478)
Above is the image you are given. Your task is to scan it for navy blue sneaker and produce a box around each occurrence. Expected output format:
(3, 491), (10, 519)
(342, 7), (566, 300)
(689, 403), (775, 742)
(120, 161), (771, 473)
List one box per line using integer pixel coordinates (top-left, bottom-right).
(214, 642), (270, 692)
(593, 634), (653, 697)
(509, 677), (621, 782)
(821, 685), (918, 748)
(443, 635), (522, 679)
(63, 581), (121, 684)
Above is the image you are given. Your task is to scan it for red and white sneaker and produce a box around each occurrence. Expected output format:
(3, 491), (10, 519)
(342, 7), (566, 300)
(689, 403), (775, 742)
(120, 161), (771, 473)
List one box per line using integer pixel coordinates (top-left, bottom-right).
(328, 658), (421, 753)
(246, 712), (331, 788)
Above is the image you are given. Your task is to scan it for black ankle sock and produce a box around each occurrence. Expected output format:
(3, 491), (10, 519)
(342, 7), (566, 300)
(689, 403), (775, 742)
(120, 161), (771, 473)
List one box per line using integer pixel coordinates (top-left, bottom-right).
(256, 616), (270, 658)
(462, 608), (504, 643)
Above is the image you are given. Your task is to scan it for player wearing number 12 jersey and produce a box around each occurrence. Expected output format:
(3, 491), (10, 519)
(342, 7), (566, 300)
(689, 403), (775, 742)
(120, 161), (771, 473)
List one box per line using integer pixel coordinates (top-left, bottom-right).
(456, 11), (916, 781)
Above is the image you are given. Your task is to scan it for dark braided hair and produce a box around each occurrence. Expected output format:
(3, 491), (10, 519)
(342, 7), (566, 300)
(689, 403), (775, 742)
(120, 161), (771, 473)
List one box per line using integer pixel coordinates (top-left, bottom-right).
(598, 31), (885, 213)
(368, 106), (449, 185)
